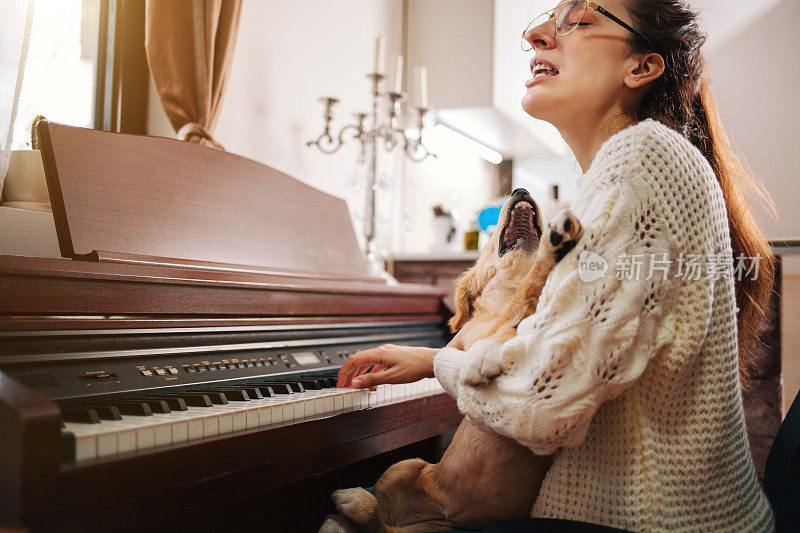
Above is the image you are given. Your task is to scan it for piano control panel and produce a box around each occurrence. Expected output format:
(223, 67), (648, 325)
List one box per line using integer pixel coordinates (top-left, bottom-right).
(4, 337), (445, 401)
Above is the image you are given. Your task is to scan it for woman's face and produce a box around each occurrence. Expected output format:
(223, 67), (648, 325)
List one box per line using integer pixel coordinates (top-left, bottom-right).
(521, 0), (640, 125)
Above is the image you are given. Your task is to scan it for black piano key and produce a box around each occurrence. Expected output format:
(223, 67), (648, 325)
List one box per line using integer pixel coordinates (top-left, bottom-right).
(62, 431), (76, 462)
(192, 388), (249, 402)
(296, 379), (323, 390)
(252, 382), (294, 394)
(142, 396), (188, 411)
(174, 391), (228, 404)
(225, 386), (263, 399)
(114, 399), (171, 414)
(261, 381), (305, 393)
(154, 392), (213, 407)
(61, 408), (101, 424)
(90, 401), (152, 416)
(78, 404), (122, 420)
(319, 378), (337, 388)
(249, 385), (276, 397)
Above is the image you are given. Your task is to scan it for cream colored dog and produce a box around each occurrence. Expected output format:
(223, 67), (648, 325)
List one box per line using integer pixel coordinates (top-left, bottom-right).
(321, 188), (583, 533)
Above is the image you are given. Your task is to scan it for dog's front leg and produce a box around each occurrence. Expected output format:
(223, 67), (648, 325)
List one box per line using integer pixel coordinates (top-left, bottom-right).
(464, 210), (584, 386)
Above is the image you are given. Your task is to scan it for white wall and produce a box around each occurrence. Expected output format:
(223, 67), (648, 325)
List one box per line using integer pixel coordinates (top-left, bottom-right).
(148, 0), (405, 252)
(399, 0), (498, 254)
(705, 0), (800, 257)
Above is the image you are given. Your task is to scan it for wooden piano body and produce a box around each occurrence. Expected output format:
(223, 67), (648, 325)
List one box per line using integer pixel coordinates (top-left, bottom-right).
(0, 124), (462, 531)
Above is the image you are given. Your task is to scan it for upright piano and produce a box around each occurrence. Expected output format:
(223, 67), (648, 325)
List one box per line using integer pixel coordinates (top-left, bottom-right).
(0, 123), (462, 531)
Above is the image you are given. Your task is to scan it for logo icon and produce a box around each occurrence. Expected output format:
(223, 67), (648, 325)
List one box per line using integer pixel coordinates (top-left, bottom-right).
(578, 250), (608, 282)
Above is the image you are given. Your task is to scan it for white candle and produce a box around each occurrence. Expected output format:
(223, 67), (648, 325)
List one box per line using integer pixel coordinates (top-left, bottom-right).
(393, 55), (404, 93)
(373, 36), (385, 74)
(415, 66), (428, 108)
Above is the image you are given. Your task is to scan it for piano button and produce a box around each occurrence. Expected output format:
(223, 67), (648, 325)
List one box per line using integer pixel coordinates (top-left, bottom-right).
(207, 365), (217, 372)
(152, 393), (212, 408)
(167, 368), (179, 375)
(140, 370), (153, 377)
(197, 365), (207, 372)
(154, 369), (167, 376)
(79, 405), (123, 420)
(61, 408), (101, 424)
(217, 364), (227, 371)
(185, 366), (196, 373)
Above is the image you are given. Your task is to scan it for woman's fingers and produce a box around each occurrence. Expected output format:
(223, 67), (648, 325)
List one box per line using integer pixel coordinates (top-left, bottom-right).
(337, 348), (393, 387)
(352, 368), (396, 388)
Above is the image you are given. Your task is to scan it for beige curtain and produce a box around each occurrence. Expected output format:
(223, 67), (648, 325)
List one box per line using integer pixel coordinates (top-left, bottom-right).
(144, 0), (242, 149)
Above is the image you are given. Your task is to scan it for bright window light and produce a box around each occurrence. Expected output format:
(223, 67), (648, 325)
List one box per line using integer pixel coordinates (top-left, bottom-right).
(12, 0), (99, 149)
(426, 124), (504, 165)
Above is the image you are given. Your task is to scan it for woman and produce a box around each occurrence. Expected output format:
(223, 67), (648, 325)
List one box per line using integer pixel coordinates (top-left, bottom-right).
(338, 0), (776, 530)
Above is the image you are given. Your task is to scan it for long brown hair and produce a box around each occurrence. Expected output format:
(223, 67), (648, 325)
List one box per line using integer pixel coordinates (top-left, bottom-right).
(624, 0), (776, 386)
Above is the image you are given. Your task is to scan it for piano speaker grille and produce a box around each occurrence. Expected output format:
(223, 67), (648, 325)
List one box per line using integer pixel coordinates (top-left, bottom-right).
(16, 372), (59, 389)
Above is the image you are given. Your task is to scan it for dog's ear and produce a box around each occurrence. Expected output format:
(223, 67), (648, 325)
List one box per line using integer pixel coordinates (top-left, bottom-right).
(449, 263), (494, 333)
(449, 268), (477, 333)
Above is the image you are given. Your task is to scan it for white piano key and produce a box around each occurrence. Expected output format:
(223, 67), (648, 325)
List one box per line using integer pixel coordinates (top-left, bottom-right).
(61, 366), (450, 463)
(63, 423), (99, 461)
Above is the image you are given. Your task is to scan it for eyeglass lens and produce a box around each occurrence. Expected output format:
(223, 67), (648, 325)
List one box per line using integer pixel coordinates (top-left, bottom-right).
(522, 1), (587, 51)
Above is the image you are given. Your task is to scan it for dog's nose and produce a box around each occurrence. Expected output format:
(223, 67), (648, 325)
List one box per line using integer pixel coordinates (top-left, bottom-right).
(511, 188), (529, 197)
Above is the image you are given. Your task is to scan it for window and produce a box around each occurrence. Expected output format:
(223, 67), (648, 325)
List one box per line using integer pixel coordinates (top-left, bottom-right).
(12, 0), (100, 149)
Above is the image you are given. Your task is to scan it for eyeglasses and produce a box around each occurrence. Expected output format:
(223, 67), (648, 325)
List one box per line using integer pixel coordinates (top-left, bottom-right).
(521, 0), (653, 52)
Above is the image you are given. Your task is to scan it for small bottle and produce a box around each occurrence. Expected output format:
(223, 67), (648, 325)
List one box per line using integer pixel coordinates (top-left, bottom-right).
(463, 221), (480, 251)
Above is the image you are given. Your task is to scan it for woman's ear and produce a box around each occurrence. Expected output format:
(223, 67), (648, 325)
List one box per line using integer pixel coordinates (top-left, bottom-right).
(624, 52), (665, 89)
(449, 267), (479, 333)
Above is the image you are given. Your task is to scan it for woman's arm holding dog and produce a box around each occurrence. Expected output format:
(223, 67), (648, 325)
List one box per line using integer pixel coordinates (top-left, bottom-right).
(450, 167), (716, 455)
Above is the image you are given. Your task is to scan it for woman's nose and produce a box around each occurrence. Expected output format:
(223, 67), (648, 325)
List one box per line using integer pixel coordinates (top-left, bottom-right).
(524, 21), (556, 51)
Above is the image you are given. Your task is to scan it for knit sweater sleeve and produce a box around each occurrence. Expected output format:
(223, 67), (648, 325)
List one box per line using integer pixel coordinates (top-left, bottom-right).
(436, 126), (717, 456)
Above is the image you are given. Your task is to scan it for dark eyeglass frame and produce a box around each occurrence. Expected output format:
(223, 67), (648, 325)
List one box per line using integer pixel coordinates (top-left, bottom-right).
(522, 0), (654, 52)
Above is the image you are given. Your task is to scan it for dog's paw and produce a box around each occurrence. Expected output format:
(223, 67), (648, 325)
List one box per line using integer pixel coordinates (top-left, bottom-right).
(319, 514), (359, 533)
(545, 209), (583, 262)
(332, 488), (382, 531)
(460, 339), (503, 386)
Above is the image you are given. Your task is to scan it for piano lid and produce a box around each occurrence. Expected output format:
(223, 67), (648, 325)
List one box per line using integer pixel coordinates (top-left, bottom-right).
(36, 122), (372, 280)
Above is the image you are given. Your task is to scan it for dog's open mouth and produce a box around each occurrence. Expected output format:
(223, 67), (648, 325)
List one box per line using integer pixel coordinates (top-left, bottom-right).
(498, 200), (540, 256)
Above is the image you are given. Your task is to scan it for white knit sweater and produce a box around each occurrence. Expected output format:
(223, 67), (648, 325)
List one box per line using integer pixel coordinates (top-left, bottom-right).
(433, 119), (775, 532)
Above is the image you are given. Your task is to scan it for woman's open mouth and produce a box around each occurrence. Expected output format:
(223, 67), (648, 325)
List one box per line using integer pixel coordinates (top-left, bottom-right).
(526, 59), (559, 87)
(499, 200), (541, 256)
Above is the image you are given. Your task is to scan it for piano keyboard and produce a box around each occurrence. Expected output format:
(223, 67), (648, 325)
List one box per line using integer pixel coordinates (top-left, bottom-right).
(60, 374), (445, 462)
